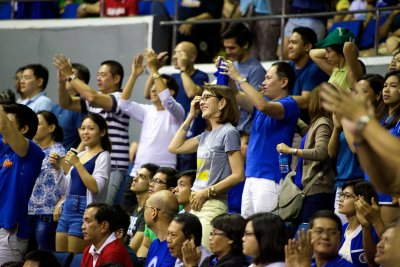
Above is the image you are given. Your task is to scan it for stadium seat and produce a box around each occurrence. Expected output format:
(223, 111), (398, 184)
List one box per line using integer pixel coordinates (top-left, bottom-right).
(70, 252), (83, 267)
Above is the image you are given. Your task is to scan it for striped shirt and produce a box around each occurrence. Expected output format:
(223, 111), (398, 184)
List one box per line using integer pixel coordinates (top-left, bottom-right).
(81, 91), (130, 171)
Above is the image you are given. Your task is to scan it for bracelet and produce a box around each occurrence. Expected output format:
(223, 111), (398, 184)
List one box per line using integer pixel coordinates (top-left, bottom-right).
(152, 73), (161, 80)
(210, 186), (217, 198)
(67, 73), (77, 82)
(237, 77), (247, 86)
(207, 188), (211, 200)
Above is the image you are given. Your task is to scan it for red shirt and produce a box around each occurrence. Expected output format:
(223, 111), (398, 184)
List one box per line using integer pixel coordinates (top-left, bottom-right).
(81, 239), (134, 267)
(104, 0), (138, 16)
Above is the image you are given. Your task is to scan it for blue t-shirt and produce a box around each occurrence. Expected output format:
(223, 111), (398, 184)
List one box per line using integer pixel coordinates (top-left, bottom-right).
(312, 255), (354, 267)
(51, 103), (84, 150)
(246, 96), (299, 182)
(340, 223), (379, 267)
(289, 60), (329, 96)
(146, 239), (176, 267)
(336, 132), (364, 188)
(0, 137), (45, 238)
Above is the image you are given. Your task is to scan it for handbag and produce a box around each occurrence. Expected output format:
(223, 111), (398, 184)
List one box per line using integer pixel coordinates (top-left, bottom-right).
(278, 165), (329, 221)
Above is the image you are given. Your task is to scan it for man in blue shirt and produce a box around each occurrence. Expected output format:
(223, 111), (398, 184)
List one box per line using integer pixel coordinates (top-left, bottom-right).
(0, 103), (45, 265)
(222, 61), (299, 217)
(145, 190), (178, 267)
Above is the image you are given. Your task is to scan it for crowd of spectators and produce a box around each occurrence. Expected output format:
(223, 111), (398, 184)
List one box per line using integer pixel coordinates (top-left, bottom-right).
(2, 1), (400, 267)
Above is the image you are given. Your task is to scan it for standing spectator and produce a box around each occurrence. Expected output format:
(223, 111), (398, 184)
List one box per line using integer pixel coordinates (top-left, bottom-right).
(19, 64), (53, 112)
(221, 61), (299, 218)
(118, 51), (184, 177)
(310, 29), (364, 92)
(277, 86), (335, 225)
(53, 54), (130, 205)
(28, 111), (66, 251)
(51, 114), (111, 253)
(81, 203), (133, 267)
(243, 213), (288, 267)
(0, 104), (45, 265)
(169, 84), (244, 250)
(53, 63), (88, 150)
(177, 0), (224, 63)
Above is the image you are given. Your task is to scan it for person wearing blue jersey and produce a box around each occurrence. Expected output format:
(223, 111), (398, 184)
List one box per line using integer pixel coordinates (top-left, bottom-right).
(221, 60), (299, 217)
(0, 104), (45, 265)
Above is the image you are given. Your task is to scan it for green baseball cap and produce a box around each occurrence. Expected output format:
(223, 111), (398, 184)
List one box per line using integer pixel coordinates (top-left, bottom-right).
(316, 27), (355, 48)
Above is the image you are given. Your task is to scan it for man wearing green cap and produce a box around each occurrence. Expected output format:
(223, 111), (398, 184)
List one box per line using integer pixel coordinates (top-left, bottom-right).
(310, 27), (364, 92)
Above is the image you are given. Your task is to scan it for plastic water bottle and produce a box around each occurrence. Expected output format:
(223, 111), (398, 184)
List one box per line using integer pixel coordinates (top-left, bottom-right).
(279, 153), (290, 175)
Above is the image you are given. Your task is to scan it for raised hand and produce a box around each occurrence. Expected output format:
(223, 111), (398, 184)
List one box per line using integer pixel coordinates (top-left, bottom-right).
(132, 53), (145, 78)
(53, 54), (74, 77)
(182, 238), (201, 267)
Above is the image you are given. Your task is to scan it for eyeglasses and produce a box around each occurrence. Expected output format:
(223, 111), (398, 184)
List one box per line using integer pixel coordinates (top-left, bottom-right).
(312, 228), (340, 237)
(200, 94), (218, 102)
(210, 231), (225, 237)
(339, 192), (356, 200)
(149, 178), (167, 185)
(143, 205), (160, 211)
(243, 231), (255, 237)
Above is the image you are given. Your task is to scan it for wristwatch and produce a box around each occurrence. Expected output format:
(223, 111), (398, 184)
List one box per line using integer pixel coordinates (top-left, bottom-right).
(67, 73), (77, 82)
(237, 77), (247, 86)
(291, 148), (298, 155)
(356, 115), (371, 132)
(152, 73), (161, 80)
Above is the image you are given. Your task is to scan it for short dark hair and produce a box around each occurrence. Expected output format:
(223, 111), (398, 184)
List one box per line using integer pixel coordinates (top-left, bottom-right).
(82, 114), (112, 152)
(160, 74), (179, 98)
(221, 22), (252, 47)
(343, 180), (378, 205)
(112, 205), (130, 237)
(201, 84), (239, 126)
(24, 250), (61, 267)
(100, 60), (124, 88)
(292, 27), (318, 47)
(309, 210), (342, 236)
(3, 103), (38, 139)
(272, 62), (296, 94)
(87, 203), (118, 232)
(156, 167), (178, 189)
(173, 213), (203, 247)
(36, 110), (64, 143)
(211, 213), (247, 254)
(141, 163), (160, 179)
(24, 64), (49, 90)
(177, 170), (196, 186)
(247, 212), (288, 265)
(72, 63), (90, 84)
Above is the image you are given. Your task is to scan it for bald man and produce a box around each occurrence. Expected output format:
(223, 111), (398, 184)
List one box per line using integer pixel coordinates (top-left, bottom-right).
(375, 221), (400, 267)
(144, 190), (179, 267)
(144, 41), (209, 171)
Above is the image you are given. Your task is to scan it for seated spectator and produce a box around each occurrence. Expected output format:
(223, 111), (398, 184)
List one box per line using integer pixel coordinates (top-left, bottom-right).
(167, 213), (210, 266)
(144, 190), (179, 267)
(19, 64), (53, 112)
(327, 0), (350, 30)
(81, 203), (133, 267)
(277, 86), (335, 225)
(309, 210), (354, 266)
(338, 180), (379, 267)
(28, 111), (66, 251)
(23, 250), (61, 267)
(126, 163), (159, 252)
(173, 170), (196, 213)
(113, 205), (139, 267)
(310, 28), (364, 92)
(77, 0), (138, 17)
(374, 220), (400, 267)
(14, 66), (25, 103)
(50, 114), (111, 253)
(343, 0), (375, 28)
(243, 212), (288, 267)
(183, 213), (248, 267)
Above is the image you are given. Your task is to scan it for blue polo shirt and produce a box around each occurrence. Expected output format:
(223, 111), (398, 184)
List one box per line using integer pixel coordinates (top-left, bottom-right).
(0, 137), (45, 238)
(289, 60), (329, 96)
(246, 96), (299, 182)
(312, 255), (354, 267)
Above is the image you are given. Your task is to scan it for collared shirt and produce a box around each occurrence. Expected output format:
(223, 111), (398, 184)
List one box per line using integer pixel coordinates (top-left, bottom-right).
(89, 233), (117, 267)
(19, 91), (54, 112)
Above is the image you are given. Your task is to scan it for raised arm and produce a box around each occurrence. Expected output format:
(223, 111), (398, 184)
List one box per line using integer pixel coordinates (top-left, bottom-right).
(55, 69), (82, 112)
(309, 48), (333, 76)
(0, 107), (29, 157)
(222, 60), (285, 119)
(144, 51), (168, 100)
(53, 54), (114, 111)
(121, 54), (145, 101)
(328, 113), (342, 158)
(343, 42), (364, 90)
(176, 50), (201, 98)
